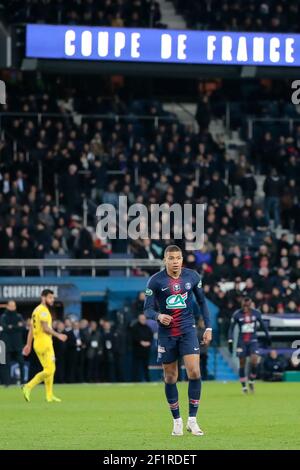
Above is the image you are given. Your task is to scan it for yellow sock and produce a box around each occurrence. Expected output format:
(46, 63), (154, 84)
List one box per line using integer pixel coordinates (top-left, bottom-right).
(45, 373), (54, 401)
(26, 371), (46, 391)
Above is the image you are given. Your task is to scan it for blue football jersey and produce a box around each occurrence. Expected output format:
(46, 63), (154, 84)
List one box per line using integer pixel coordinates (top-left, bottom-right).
(144, 268), (211, 337)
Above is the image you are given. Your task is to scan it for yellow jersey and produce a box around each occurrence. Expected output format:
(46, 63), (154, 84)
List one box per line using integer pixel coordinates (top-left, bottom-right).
(32, 303), (52, 349)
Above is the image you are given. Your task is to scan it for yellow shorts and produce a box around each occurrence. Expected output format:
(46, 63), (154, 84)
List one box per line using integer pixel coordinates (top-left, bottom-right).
(34, 342), (56, 373)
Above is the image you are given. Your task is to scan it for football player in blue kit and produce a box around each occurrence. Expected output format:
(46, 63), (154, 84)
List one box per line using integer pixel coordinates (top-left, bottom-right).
(228, 296), (271, 394)
(144, 245), (212, 436)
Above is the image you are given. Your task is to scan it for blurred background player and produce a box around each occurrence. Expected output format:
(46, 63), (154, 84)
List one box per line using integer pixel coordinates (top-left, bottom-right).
(228, 296), (271, 393)
(22, 289), (67, 402)
(144, 245), (212, 436)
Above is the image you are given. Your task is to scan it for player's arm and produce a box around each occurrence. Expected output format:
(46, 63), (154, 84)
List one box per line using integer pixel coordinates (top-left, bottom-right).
(257, 310), (271, 345)
(23, 322), (33, 356)
(41, 321), (68, 342)
(192, 275), (212, 344)
(143, 279), (172, 326)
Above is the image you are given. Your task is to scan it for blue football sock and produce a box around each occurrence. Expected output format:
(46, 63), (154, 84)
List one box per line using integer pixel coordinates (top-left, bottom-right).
(188, 378), (201, 417)
(239, 367), (247, 388)
(165, 382), (180, 419)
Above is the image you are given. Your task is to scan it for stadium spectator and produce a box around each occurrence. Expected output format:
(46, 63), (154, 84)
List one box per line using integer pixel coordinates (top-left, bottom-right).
(100, 319), (116, 382)
(0, 301), (25, 385)
(86, 320), (103, 383)
(131, 313), (153, 382)
(53, 320), (67, 383)
(262, 350), (287, 381)
(263, 168), (283, 229)
(64, 318), (77, 383)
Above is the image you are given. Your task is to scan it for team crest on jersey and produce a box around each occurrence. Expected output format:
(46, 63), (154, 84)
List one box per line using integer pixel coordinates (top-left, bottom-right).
(185, 282), (192, 290)
(166, 292), (188, 309)
(173, 284), (181, 292)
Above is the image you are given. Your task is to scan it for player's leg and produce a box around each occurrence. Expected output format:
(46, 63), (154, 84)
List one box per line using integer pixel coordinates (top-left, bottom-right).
(159, 336), (182, 435)
(23, 349), (48, 401)
(163, 361), (183, 435)
(183, 354), (204, 436)
(249, 353), (259, 393)
(238, 356), (248, 393)
(44, 346), (59, 402)
(23, 347), (56, 402)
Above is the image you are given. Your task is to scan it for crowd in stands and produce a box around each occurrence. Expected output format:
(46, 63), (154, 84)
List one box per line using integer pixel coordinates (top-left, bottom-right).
(0, 0), (163, 27)
(3, 0), (300, 33)
(0, 75), (300, 313)
(171, 0), (300, 32)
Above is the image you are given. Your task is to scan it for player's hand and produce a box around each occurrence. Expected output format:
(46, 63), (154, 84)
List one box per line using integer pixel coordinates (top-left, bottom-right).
(228, 340), (233, 354)
(58, 333), (68, 342)
(22, 345), (31, 356)
(203, 329), (212, 345)
(158, 314), (172, 326)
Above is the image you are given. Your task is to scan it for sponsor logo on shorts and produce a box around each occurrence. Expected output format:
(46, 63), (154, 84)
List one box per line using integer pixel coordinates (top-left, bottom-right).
(158, 345), (166, 353)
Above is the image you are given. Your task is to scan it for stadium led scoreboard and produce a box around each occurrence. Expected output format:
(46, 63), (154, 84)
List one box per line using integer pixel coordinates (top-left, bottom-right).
(26, 24), (300, 66)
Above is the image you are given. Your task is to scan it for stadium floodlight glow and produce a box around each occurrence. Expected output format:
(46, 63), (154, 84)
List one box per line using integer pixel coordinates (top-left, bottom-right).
(26, 25), (300, 66)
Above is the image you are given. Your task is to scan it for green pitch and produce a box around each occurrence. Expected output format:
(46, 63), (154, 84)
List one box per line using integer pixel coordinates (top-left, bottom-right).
(0, 381), (299, 450)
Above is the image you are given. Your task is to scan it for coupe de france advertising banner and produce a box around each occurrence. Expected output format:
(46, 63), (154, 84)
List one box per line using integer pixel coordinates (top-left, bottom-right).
(26, 24), (299, 66)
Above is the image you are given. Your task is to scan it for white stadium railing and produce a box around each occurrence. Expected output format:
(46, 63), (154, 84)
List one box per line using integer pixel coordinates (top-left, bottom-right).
(0, 259), (164, 277)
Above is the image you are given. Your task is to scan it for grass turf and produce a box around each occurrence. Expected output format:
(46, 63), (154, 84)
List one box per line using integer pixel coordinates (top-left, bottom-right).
(0, 381), (299, 450)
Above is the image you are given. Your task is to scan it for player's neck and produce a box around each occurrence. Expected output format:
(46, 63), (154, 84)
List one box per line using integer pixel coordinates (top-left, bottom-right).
(166, 268), (181, 279)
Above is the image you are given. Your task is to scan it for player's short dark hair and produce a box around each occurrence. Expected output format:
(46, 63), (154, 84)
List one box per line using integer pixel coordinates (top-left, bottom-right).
(242, 295), (252, 306)
(41, 289), (54, 297)
(164, 245), (182, 257)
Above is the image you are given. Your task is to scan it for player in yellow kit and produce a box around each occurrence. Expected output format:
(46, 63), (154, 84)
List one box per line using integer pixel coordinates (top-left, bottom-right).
(22, 289), (67, 402)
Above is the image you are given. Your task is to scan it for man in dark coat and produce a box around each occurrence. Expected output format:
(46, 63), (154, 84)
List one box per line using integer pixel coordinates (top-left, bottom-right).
(131, 314), (153, 382)
(0, 301), (25, 385)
